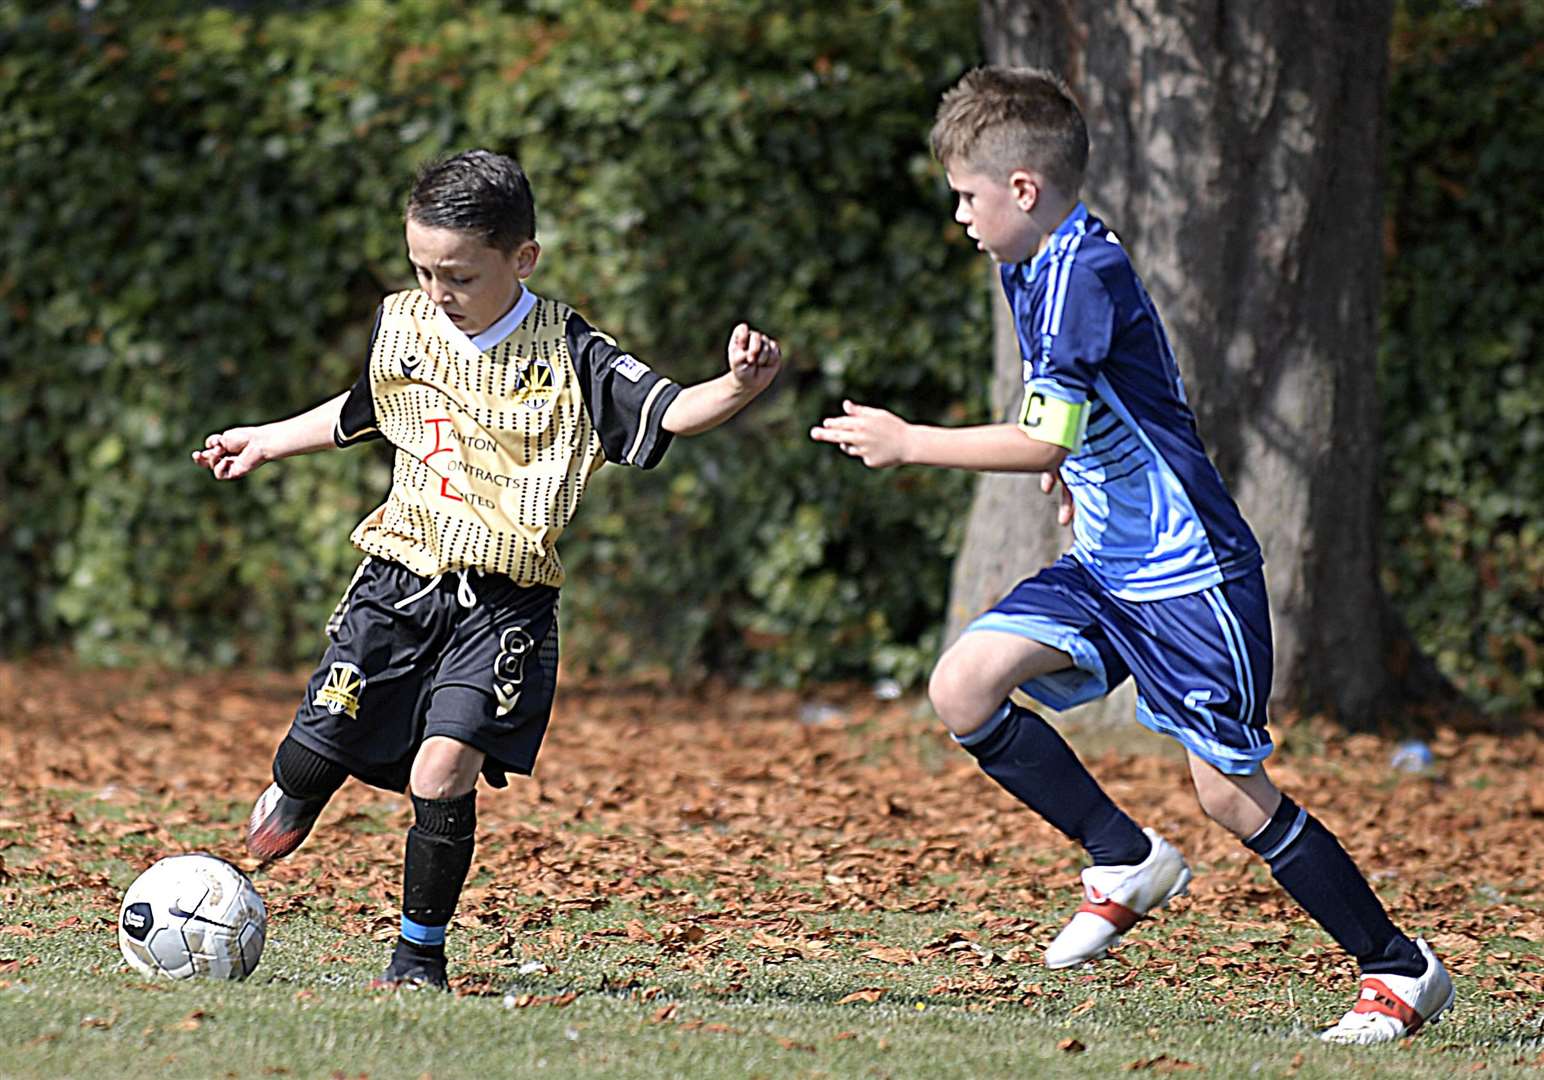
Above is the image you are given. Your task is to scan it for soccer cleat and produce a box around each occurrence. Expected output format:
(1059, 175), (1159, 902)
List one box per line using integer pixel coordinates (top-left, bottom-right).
(370, 939), (449, 991)
(1319, 938), (1454, 1045)
(246, 783), (327, 861)
(1044, 828), (1192, 969)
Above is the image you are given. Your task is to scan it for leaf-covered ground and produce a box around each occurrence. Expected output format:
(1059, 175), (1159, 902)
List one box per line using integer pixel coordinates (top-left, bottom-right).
(1, 659), (1541, 1078)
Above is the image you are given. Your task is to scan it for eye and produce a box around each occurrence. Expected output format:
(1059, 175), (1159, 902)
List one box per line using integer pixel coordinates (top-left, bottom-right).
(448, 276), (473, 287)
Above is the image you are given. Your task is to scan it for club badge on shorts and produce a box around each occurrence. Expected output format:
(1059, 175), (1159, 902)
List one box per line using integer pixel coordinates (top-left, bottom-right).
(315, 662), (366, 717)
(493, 626), (535, 718)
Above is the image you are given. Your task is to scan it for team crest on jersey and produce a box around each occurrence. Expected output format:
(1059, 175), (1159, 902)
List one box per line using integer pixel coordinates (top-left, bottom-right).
(513, 359), (556, 410)
(315, 662), (366, 717)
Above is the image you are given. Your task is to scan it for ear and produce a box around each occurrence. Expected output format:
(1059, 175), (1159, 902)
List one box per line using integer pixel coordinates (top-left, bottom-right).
(513, 240), (541, 280)
(1008, 169), (1040, 213)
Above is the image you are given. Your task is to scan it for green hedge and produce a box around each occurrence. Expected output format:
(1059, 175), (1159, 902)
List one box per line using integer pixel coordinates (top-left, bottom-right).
(0, 0), (985, 684)
(2, 0), (1538, 708)
(1381, 0), (1543, 711)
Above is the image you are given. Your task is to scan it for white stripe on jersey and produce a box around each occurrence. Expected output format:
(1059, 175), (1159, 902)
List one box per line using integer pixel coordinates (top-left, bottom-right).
(1039, 223), (1087, 339)
(626, 378), (675, 464)
(1048, 231), (1086, 337)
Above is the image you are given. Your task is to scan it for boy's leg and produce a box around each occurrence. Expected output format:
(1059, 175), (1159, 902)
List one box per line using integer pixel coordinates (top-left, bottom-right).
(938, 560), (1194, 967)
(247, 734), (348, 860)
(931, 629), (1151, 867)
(374, 577), (560, 989)
(1187, 753), (1454, 1042)
(253, 557), (441, 861)
(374, 735), (483, 991)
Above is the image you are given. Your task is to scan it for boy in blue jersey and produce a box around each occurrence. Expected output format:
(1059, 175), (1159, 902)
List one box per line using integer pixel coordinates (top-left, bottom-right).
(811, 66), (1452, 1044)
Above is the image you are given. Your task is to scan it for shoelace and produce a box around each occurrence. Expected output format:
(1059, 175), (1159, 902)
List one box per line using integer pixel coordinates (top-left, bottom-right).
(393, 569), (479, 611)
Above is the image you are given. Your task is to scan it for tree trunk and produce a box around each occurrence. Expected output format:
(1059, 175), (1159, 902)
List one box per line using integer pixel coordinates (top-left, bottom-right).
(949, 0), (1449, 724)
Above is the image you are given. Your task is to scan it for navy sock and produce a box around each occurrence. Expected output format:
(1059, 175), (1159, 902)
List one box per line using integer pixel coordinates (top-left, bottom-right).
(401, 791), (476, 946)
(1245, 796), (1425, 977)
(957, 703), (1151, 867)
(272, 735), (346, 802)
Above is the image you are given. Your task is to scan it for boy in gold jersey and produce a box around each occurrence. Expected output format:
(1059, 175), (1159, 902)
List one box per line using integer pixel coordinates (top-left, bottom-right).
(192, 150), (781, 988)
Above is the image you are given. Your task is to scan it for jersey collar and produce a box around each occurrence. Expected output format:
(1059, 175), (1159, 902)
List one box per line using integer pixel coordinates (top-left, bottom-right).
(437, 286), (539, 353)
(1020, 202), (1090, 283)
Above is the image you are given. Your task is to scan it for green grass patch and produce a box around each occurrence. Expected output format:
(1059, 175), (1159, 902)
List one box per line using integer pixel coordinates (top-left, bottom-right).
(3, 880), (1542, 1079)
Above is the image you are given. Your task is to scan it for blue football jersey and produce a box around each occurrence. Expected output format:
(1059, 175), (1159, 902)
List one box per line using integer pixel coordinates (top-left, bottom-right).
(1001, 204), (1262, 600)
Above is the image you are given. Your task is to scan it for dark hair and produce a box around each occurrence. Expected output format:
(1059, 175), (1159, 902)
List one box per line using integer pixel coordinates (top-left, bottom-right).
(930, 66), (1089, 194)
(405, 149), (536, 252)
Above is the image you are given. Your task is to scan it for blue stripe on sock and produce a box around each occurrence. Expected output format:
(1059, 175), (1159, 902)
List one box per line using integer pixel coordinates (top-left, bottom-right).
(953, 702), (1012, 748)
(401, 915), (446, 946)
(1261, 807), (1308, 862)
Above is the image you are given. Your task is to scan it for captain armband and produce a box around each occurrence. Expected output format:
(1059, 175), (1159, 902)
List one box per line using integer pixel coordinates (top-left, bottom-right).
(1016, 389), (1088, 451)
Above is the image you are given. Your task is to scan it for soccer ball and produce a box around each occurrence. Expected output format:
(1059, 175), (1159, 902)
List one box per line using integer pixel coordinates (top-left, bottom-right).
(118, 854), (266, 981)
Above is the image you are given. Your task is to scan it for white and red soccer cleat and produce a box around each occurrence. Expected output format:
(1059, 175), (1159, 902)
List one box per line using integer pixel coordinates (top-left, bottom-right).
(1044, 828), (1192, 969)
(1319, 938), (1454, 1045)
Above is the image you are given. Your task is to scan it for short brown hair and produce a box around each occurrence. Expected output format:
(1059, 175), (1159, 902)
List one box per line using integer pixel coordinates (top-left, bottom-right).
(406, 149), (536, 253)
(930, 66), (1089, 194)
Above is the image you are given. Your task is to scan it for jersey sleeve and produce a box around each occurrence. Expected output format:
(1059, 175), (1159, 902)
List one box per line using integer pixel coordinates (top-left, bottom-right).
(565, 311), (683, 469)
(1016, 262), (1112, 451)
(333, 305), (384, 447)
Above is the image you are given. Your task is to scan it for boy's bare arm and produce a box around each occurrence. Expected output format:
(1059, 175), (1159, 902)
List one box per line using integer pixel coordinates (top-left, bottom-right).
(191, 391), (349, 480)
(811, 400), (1068, 474)
(662, 322), (782, 435)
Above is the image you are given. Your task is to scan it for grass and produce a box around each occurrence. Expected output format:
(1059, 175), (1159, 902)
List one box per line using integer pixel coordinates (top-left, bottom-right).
(3, 878), (1543, 1079)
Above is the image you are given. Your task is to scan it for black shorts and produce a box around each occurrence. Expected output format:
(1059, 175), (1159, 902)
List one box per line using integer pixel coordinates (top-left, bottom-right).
(287, 556), (560, 792)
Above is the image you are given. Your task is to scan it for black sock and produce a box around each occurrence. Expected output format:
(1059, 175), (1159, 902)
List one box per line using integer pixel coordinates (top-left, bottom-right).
(957, 703), (1151, 866)
(272, 735), (347, 802)
(400, 791), (476, 947)
(1245, 795), (1425, 977)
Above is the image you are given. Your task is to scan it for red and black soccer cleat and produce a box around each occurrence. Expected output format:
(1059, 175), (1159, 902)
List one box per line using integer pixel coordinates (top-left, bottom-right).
(246, 783), (327, 861)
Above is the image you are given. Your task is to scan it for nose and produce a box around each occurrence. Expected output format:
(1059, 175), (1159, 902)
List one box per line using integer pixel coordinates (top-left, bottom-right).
(426, 279), (451, 306)
(955, 201), (971, 226)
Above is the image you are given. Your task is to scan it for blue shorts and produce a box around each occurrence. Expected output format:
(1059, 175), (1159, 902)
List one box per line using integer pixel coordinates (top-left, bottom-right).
(966, 556), (1274, 774)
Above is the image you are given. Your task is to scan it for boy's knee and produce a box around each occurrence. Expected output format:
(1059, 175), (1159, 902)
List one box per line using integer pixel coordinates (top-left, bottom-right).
(409, 738), (482, 800)
(928, 652), (987, 735)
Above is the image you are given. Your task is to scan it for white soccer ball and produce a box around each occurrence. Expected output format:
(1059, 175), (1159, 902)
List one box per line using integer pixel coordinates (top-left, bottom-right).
(118, 854), (266, 981)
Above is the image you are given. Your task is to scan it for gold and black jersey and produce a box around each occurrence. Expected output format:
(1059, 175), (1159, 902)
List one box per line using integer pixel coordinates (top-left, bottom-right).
(332, 289), (681, 585)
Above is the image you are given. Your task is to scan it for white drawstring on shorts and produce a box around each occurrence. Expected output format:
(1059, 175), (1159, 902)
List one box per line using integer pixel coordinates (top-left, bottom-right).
(455, 569), (477, 608)
(393, 569), (480, 611)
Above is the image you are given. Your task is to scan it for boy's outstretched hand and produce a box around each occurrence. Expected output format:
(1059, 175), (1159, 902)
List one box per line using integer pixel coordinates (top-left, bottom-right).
(192, 428), (268, 480)
(727, 322), (782, 395)
(660, 323), (783, 436)
(810, 400), (911, 468)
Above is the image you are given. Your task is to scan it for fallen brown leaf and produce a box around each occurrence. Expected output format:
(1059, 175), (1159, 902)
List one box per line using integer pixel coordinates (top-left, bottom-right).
(835, 988), (887, 1005)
